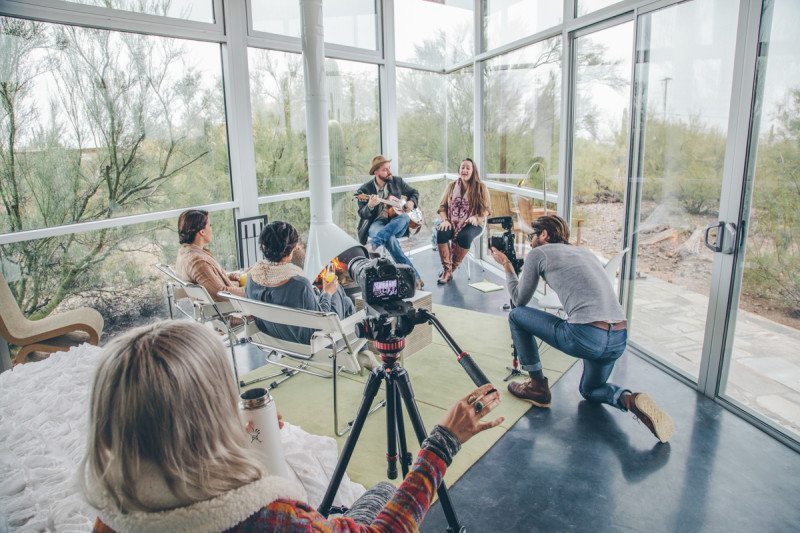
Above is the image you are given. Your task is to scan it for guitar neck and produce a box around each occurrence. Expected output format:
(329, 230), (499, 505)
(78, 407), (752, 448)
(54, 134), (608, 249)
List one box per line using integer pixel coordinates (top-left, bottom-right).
(356, 194), (405, 210)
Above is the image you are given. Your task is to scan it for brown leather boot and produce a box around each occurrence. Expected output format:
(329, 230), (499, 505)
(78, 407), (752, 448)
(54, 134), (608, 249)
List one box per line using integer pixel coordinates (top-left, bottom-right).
(623, 392), (674, 443)
(437, 243), (453, 284)
(450, 243), (470, 274)
(508, 377), (551, 407)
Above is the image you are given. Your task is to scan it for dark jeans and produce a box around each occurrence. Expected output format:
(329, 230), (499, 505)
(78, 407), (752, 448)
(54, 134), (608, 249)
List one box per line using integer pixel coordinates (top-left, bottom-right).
(368, 215), (420, 279)
(436, 223), (482, 249)
(509, 305), (630, 410)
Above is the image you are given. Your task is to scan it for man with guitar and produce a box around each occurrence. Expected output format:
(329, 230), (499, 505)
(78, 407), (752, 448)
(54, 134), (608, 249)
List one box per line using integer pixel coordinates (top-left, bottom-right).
(355, 155), (424, 289)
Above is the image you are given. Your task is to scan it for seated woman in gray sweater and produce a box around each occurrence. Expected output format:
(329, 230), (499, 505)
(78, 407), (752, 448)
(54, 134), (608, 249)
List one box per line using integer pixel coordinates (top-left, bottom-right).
(246, 221), (355, 346)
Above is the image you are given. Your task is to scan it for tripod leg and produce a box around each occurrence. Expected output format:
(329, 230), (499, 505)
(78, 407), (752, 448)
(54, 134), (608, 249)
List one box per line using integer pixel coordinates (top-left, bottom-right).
(504, 342), (524, 381)
(318, 368), (385, 517)
(385, 374), (399, 480)
(393, 384), (412, 478)
(393, 368), (464, 533)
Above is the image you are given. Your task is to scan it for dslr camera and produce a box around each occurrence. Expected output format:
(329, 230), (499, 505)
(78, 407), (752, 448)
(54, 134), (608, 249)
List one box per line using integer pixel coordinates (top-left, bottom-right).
(488, 216), (524, 274)
(348, 256), (416, 311)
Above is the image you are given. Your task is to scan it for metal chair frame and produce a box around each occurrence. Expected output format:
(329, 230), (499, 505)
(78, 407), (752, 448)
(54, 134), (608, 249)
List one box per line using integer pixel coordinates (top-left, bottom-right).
(154, 264), (243, 389)
(221, 291), (378, 436)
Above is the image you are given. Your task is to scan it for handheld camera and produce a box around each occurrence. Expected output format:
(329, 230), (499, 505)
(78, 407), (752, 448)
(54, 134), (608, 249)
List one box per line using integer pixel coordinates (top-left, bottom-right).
(488, 216), (524, 274)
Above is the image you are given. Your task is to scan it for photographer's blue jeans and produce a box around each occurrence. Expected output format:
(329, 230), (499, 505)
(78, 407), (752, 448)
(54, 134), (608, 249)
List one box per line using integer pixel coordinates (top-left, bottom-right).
(368, 215), (420, 279)
(509, 306), (629, 410)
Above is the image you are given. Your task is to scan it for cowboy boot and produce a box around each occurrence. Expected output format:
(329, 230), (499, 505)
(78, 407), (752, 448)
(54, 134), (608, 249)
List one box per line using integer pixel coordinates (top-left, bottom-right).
(450, 243), (470, 275)
(437, 243), (453, 284)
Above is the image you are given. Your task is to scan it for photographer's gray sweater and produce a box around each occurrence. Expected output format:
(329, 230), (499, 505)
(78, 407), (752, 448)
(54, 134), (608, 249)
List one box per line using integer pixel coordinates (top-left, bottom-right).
(506, 243), (626, 324)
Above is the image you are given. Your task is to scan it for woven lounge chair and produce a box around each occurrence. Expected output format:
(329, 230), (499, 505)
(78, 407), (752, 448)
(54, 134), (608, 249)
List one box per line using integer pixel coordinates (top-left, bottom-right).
(1, 270), (103, 365)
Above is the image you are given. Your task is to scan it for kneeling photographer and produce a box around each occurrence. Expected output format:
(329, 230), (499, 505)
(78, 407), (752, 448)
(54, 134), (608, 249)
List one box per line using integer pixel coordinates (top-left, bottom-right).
(489, 214), (674, 443)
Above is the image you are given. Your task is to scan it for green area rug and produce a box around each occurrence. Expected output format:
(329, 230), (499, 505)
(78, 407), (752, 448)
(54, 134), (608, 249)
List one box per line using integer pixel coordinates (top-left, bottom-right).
(240, 304), (577, 490)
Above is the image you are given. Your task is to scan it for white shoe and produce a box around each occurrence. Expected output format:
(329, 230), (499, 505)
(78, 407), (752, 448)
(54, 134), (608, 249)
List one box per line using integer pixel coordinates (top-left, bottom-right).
(357, 350), (382, 371)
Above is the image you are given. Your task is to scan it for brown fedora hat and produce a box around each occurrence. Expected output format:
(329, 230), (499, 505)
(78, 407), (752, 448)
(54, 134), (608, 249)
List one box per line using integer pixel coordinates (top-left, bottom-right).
(369, 155), (391, 175)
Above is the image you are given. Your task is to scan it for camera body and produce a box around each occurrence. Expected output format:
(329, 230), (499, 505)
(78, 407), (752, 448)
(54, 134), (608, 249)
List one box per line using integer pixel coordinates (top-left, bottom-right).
(348, 256), (416, 308)
(487, 216), (524, 274)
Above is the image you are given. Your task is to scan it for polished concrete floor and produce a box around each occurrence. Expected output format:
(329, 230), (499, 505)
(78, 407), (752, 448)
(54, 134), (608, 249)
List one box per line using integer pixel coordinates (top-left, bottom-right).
(410, 249), (800, 533)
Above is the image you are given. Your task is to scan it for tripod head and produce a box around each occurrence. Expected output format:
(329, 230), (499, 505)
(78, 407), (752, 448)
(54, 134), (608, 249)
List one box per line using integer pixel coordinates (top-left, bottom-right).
(355, 300), (426, 342)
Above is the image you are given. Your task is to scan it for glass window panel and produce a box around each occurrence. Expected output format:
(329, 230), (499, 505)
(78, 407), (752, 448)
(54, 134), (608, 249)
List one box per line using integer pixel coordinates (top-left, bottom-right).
(0, 210), (236, 334)
(628, 0), (739, 380)
(251, 0), (300, 37)
(484, 0), (562, 52)
(447, 66), (474, 173)
(571, 22), (633, 253)
(327, 59), (380, 186)
(576, 0), (622, 18)
(723, 0), (800, 440)
(60, 0), (214, 22)
(0, 17), (229, 234)
(324, 0), (377, 50)
(260, 198), (310, 236)
(397, 68), (446, 176)
(251, 0), (377, 50)
(394, 0), (474, 69)
(248, 51), (378, 193)
(249, 49), (307, 195)
(484, 37), (561, 200)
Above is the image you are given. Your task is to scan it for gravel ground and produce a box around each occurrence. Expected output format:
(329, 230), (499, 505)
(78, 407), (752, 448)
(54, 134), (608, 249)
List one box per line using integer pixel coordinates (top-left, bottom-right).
(577, 201), (800, 330)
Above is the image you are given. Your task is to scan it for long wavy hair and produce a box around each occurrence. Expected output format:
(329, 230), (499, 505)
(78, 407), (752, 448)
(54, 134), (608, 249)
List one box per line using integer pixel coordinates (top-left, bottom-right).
(80, 321), (264, 512)
(459, 158), (490, 217)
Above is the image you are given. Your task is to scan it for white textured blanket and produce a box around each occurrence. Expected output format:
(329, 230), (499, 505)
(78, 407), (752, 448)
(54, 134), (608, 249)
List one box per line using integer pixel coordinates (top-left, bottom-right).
(0, 344), (364, 532)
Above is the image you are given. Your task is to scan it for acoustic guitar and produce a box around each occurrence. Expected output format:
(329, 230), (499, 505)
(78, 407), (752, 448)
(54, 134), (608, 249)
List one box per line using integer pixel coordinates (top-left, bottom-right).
(354, 193), (424, 234)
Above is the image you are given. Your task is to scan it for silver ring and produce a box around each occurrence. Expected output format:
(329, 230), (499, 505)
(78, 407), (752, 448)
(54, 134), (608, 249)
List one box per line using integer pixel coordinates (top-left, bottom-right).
(473, 401), (484, 413)
(467, 395), (478, 405)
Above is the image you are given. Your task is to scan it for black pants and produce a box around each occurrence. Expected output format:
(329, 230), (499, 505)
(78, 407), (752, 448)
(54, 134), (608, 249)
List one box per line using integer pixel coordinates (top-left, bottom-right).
(436, 223), (482, 249)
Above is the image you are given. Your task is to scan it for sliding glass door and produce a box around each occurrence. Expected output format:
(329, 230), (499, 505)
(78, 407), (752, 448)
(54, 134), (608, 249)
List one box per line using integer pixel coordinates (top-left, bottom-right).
(626, 0), (740, 381)
(719, 0), (800, 442)
(618, 0), (800, 447)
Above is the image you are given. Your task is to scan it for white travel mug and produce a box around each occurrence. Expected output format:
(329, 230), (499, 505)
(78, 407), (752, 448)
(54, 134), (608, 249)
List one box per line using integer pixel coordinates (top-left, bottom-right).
(239, 388), (291, 479)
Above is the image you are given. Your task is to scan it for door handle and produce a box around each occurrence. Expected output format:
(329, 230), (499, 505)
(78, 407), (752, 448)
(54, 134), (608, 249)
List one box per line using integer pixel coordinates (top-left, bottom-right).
(704, 221), (737, 254)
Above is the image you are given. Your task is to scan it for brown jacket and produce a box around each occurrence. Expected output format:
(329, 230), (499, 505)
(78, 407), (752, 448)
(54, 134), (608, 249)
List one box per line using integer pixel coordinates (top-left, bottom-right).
(175, 244), (244, 301)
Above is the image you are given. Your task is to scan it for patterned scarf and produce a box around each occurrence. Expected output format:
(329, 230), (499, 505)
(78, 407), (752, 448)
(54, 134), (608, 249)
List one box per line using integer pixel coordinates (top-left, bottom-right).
(447, 179), (471, 236)
(249, 260), (305, 288)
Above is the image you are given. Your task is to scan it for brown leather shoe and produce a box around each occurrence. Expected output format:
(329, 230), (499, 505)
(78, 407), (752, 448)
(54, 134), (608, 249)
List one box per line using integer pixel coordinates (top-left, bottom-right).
(625, 392), (674, 443)
(507, 377), (551, 407)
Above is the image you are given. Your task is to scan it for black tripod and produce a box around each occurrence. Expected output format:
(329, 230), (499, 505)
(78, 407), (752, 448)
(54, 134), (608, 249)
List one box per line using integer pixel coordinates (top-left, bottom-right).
(318, 306), (489, 533)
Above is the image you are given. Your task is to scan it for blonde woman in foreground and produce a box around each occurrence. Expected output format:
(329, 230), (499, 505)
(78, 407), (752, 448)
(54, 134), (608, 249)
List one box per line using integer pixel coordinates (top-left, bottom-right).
(80, 321), (503, 531)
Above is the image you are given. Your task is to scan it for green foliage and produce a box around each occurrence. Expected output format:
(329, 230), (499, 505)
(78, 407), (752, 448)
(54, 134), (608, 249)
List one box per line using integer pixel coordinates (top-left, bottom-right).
(741, 88), (800, 314)
(0, 18), (229, 319)
(397, 68), (446, 175)
(639, 114), (726, 214)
